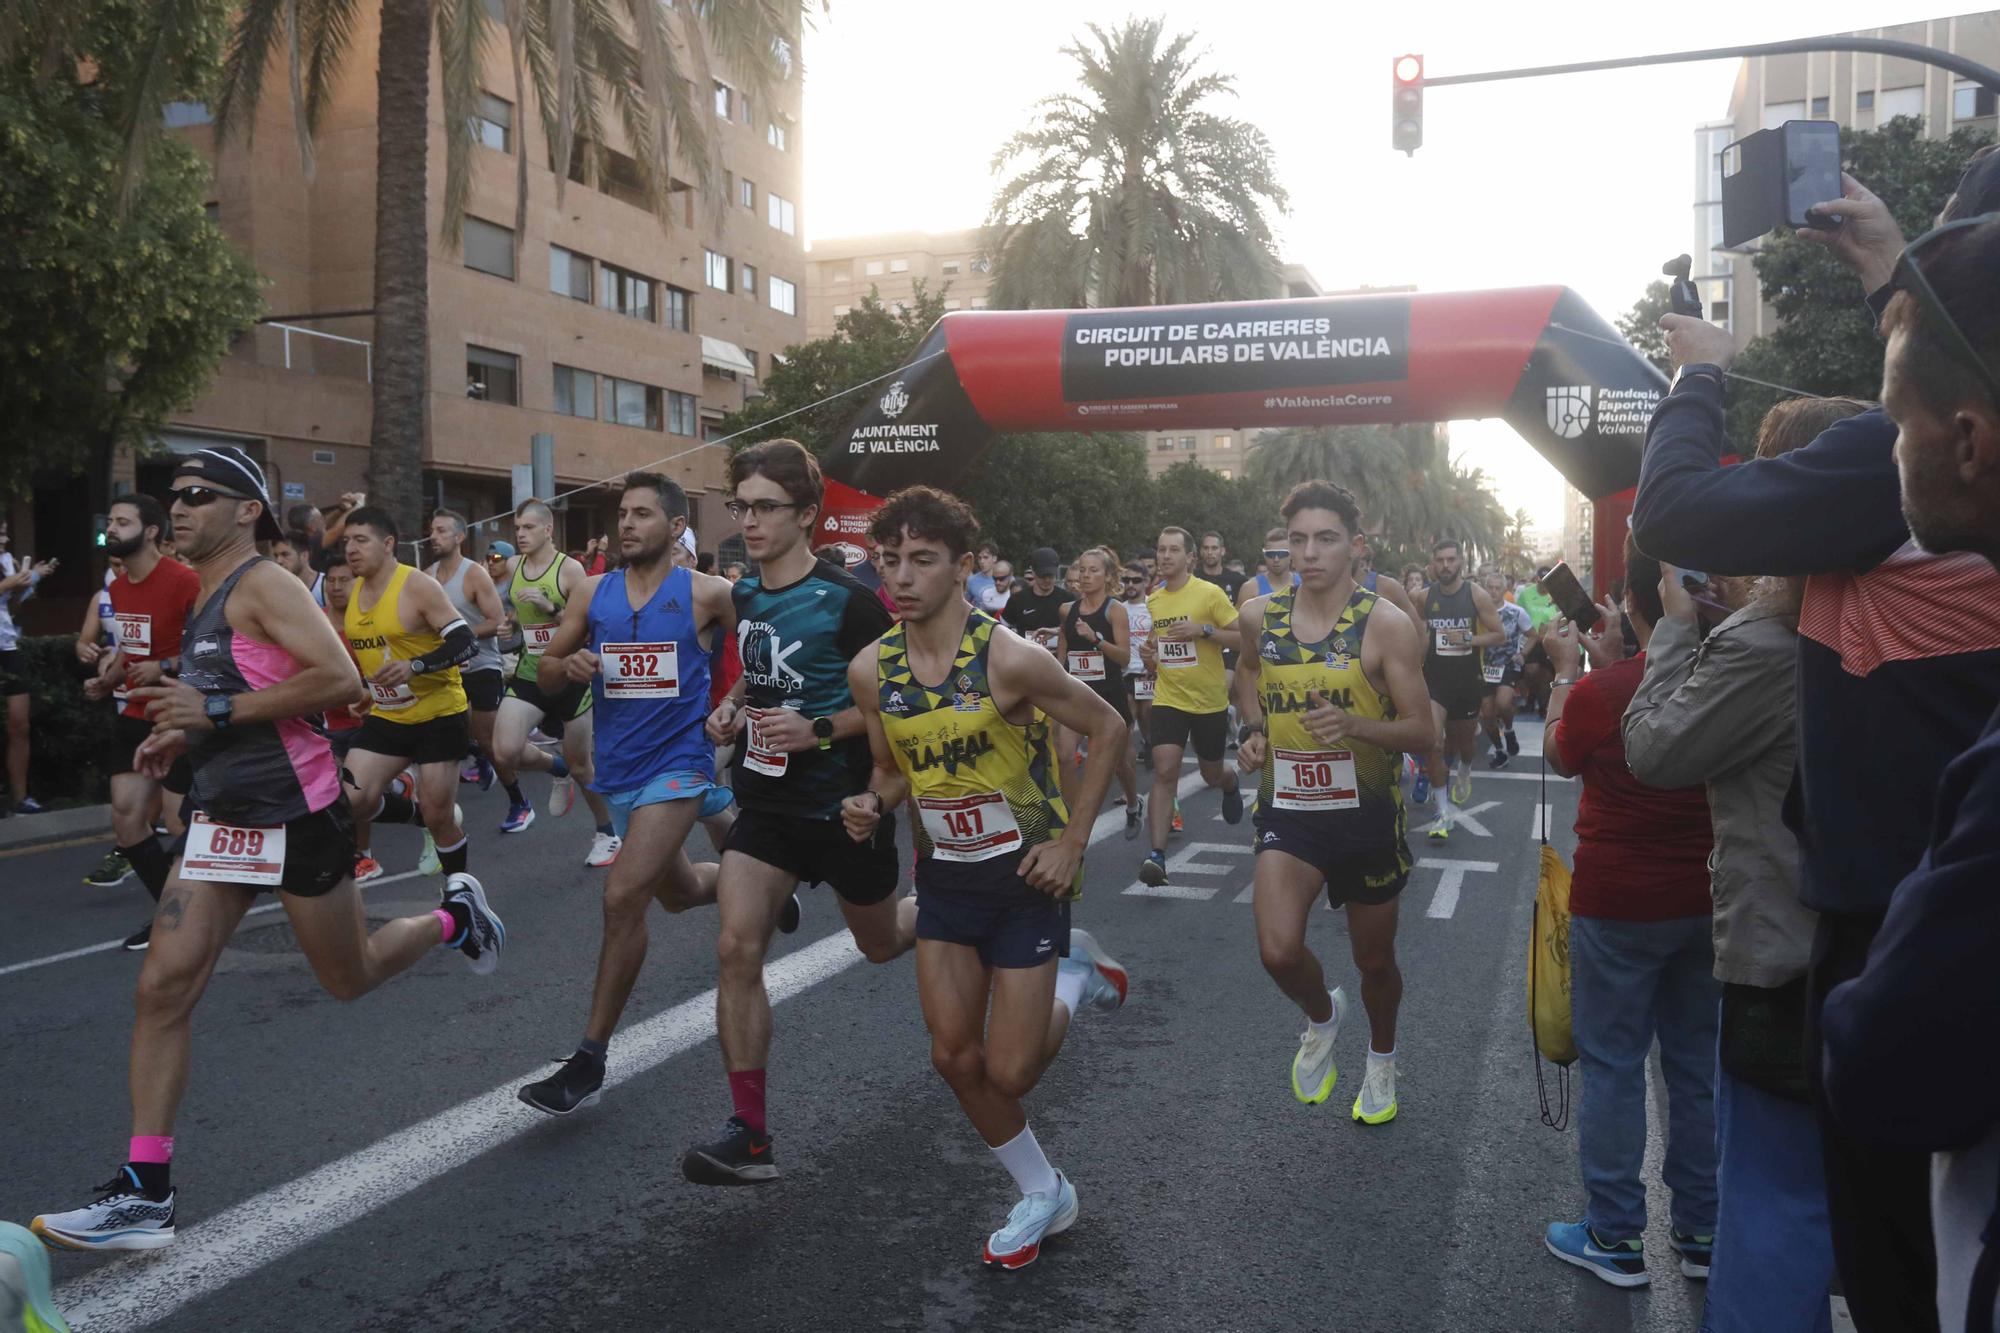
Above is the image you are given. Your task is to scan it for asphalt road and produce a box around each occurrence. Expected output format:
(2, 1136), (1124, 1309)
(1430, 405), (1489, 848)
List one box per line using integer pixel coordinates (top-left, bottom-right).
(1, 720), (1711, 1332)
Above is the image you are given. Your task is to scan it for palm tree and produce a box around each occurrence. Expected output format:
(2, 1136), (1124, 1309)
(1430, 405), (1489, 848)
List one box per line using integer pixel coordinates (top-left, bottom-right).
(984, 18), (1286, 310)
(1245, 424), (1436, 546)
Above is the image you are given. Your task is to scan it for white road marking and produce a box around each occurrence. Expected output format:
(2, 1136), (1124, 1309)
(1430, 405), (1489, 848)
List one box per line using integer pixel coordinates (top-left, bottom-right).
(1416, 801), (1499, 839)
(1232, 883), (1256, 905)
(1473, 769), (1572, 783)
(1530, 802), (1554, 841)
(1164, 842), (1253, 876)
(1124, 881), (1221, 901)
(1419, 858), (1499, 919)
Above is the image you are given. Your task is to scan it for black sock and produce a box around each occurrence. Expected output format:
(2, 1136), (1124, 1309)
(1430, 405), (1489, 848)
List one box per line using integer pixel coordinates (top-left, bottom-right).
(438, 837), (468, 876)
(126, 1160), (171, 1200)
(119, 837), (172, 901)
(377, 791), (419, 825)
(577, 1038), (608, 1068)
(441, 897), (473, 941)
(503, 780), (526, 805)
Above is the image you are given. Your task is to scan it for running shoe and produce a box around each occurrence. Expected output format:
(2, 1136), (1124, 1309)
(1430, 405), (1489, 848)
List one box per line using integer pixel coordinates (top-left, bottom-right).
(584, 831), (621, 867)
(353, 855), (384, 885)
(549, 774), (576, 818)
(1220, 782), (1244, 825)
(1170, 804), (1184, 834)
(1505, 728), (1521, 756)
(1352, 1054), (1398, 1125)
(0, 1219), (72, 1330)
(1123, 795), (1144, 841)
(1490, 749), (1512, 770)
(681, 1116), (779, 1186)
(417, 829), (440, 876)
(1065, 928), (1128, 1011)
(31, 1169), (175, 1251)
(1411, 770), (1431, 804)
(459, 761), (482, 785)
(13, 797), (43, 815)
(779, 891), (802, 935)
(84, 851), (132, 887)
(1426, 823), (1450, 842)
(1669, 1229), (1714, 1279)
(518, 1053), (604, 1116)
(982, 1171), (1078, 1271)
(501, 800), (536, 834)
(1291, 988), (1346, 1104)
(1138, 852), (1168, 887)
(1545, 1221), (1648, 1288)
(1449, 764), (1472, 806)
(477, 757), (496, 792)
(121, 923), (152, 952)
(442, 872), (505, 974)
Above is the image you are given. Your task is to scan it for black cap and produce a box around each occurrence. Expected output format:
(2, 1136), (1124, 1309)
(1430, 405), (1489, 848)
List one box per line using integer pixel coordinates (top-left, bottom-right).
(171, 447), (284, 542)
(1028, 546), (1059, 577)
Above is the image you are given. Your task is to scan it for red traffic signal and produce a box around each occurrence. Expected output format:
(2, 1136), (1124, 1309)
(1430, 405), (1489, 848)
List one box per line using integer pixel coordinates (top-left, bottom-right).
(1393, 53), (1423, 155)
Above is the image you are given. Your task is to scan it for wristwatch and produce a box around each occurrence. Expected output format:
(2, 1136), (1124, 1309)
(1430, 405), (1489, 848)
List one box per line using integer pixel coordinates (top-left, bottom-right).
(1673, 362), (1726, 392)
(1238, 723), (1265, 745)
(1200, 623), (1213, 639)
(204, 692), (235, 731)
(812, 716), (835, 751)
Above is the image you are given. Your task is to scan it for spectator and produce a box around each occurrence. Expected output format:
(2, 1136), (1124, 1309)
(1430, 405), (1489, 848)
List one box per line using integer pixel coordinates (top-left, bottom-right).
(1641, 150), (2000, 1332)
(722, 561), (747, 583)
(967, 541), (999, 608)
(1002, 546), (1067, 646)
(979, 559), (1015, 614)
(1625, 396), (1871, 1332)
(583, 535), (611, 576)
(289, 493), (363, 573)
(1540, 533), (1718, 1290)
(1821, 213), (2000, 1333)
(1400, 564), (1427, 600)
(696, 551), (715, 575)
(0, 520), (53, 815)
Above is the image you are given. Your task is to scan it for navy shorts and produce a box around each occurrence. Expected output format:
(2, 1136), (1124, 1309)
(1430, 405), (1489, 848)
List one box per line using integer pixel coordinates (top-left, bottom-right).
(915, 848), (1073, 969)
(1253, 806), (1412, 908)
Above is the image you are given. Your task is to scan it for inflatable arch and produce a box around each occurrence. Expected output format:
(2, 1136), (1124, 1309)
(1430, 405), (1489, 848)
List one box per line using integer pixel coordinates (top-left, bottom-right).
(815, 288), (1667, 585)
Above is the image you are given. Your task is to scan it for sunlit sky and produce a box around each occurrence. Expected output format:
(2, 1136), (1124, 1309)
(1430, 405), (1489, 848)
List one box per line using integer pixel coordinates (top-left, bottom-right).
(802, 0), (1949, 527)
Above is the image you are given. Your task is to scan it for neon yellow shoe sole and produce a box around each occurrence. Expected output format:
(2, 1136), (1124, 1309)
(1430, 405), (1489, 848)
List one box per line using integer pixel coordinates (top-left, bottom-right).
(1352, 1092), (1398, 1125)
(1292, 1052), (1337, 1104)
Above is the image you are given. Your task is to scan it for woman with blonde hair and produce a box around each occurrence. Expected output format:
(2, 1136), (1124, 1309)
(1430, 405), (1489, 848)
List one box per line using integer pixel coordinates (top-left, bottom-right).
(1056, 546), (1142, 838)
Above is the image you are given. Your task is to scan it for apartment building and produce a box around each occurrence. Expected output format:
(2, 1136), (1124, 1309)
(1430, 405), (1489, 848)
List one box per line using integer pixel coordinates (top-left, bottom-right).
(803, 229), (993, 338)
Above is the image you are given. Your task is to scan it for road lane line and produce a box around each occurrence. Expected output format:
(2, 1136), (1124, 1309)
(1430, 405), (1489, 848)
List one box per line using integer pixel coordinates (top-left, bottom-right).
(1415, 800), (1499, 839)
(1417, 858), (1499, 919)
(1474, 769), (1572, 783)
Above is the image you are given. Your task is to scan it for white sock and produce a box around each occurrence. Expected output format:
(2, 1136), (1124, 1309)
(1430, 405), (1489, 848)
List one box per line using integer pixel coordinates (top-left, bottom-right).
(1309, 991), (1340, 1036)
(1368, 1046), (1396, 1066)
(992, 1124), (1060, 1198)
(1433, 785), (1450, 824)
(1053, 961), (1087, 1017)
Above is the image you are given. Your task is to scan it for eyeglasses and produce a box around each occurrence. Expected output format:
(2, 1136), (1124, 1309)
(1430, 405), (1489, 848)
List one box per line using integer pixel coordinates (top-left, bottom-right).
(1890, 213), (2000, 406)
(1262, 549), (1288, 562)
(167, 485), (248, 508)
(725, 499), (799, 521)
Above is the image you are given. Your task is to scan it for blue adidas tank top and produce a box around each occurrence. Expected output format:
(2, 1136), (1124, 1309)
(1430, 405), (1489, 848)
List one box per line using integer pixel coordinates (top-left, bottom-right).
(585, 564), (713, 793)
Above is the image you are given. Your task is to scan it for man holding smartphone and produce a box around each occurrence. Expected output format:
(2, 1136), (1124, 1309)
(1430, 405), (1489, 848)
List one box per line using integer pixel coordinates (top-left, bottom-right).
(1416, 539), (1503, 839)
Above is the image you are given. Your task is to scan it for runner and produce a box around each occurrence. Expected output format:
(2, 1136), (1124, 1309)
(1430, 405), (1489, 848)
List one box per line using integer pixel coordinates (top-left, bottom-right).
(1478, 569), (1533, 768)
(339, 507), (476, 882)
(423, 509), (507, 791)
(1056, 546), (1141, 837)
(1235, 481), (1433, 1124)
(82, 496), (201, 950)
(1236, 527), (1296, 607)
(78, 558), (137, 889)
(29, 447), (501, 1252)
(1138, 526), (1245, 886)
(316, 554), (377, 879)
(842, 485), (1130, 1271)
(678, 440), (908, 1182)
(495, 499), (617, 864)
(1000, 547), (1067, 649)
(1195, 531), (1248, 603)
(1416, 539), (1503, 840)
(516, 472), (733, 1116)
(1119, 563), (1155, 770)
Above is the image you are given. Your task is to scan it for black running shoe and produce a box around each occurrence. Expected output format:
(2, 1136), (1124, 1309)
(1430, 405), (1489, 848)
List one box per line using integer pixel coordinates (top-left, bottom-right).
(1138, 853), (1169, 887)
(122, 922), (152, 952)
(1490, 750), (1511, 770)
(1505, 728), (1521, 756)
(518, 1053), (604, 1116)
(681, 1116), (778, 1186)
(779, 892), (802, 935)
(1220, 782), (1244, 825)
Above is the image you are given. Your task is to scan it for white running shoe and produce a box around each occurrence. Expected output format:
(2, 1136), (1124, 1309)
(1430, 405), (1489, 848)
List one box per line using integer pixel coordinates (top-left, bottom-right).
(417, 830), (440, 876)
(1352, 1054), (1398, 1124)
(1065, 928), (1128, 1011)
(1291, 987), (1347, 1104)
(982, 1171), (1079, 1271)
(442, 872), (505, 974)
(585, 831), (622, 868)
(1449, 762), (1472, 806)
(549, 775), (576, 818)
(0, 1219), (72, 1328)
(31, 1169), (176, 1252)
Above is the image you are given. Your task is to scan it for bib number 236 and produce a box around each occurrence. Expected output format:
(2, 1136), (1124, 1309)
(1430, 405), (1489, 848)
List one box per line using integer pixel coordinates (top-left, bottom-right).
(601, 642), (680, 698)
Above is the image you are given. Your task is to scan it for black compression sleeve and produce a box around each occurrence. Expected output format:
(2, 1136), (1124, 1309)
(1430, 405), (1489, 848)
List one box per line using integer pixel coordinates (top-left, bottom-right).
(412, 620), (475, 674)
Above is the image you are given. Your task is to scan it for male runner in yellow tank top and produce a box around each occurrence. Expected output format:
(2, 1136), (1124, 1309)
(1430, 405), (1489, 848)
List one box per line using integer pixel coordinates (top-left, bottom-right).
(1234, 481), (1434, 1126)
(840, 486), (1131, 1273)
(341, 507), (476, 881)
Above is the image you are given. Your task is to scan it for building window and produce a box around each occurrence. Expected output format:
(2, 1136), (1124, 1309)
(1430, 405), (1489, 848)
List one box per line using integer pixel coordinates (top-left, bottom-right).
(1710, 300), (1730, 324)
(1154, 439), (1175, 452)
(202, 201), (221, 226)
(889, 258), (909, 273)
(768, 275), (797, 316)
(714, 81), (735, 119)
(741, 263), (757, 296)
(740, 91), (753, 124)
(1955, 81), (1997, 121)
(704, 249), (733, 291)
(744, 349), (759, 376)
(602, 376), (662, 430)
(971, 257), (991, 273)
(1877, 86), (1924, 124)
(833, 304), (851, 317)
(598, 262), (654, 321)
(553, 365), (597, 419)
(1856, 90), (1875, 112)
(1179, 436), (1195, 450)
(1218, 469), (1232, 479)
(474, 92), (512, 151)
(664, 284), (691, 332)
(864, 260), (885, 277)
(1810, 95), (1829, 118)
(550, 244), (592, 302)
(767, 193), (796, 235)
(766, 117), (789, 152)
(466, 346), (519, 405)
(163, 100), (213, 128)
(739, 177), (755, 209)
(969, 298), (988, 309)
(463, 217), (515, 279)
(941, 260), (961, 275)
(1213, 435), (1233, 449)
(667, 390), (698, 436)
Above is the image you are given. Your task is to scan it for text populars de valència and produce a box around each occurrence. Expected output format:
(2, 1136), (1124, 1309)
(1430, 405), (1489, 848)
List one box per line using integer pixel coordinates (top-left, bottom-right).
(1073, 319), (1393, 369)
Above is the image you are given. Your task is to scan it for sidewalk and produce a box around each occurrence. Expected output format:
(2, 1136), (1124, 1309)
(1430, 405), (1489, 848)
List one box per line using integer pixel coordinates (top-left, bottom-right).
(0, 803), (112, 853)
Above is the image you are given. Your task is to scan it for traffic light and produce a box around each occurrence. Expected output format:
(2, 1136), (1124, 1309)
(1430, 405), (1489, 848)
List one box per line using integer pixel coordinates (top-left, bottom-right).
(1393, 54), (1423, 155)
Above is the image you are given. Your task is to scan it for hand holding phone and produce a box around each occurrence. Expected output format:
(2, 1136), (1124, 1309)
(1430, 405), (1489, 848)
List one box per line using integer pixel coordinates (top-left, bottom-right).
(1537, 562), (1600, 632)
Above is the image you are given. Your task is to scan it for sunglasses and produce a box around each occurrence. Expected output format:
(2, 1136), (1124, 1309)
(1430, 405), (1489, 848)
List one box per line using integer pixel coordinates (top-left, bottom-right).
(1120, 575), (1145, 583)
(167, 484), (250, 507)
(1890, 213), (2000, 406)
(1262, 549), (1288, 562)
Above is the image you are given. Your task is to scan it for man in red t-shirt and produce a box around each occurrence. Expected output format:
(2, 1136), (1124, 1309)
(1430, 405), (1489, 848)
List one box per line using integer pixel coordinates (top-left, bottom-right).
(82, 497), (201, 949)
(1539, 537), (1719, 1290)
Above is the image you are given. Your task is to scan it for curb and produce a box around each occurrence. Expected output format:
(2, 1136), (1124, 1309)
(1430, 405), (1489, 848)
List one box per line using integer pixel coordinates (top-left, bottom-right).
(0, 803), (113, 853)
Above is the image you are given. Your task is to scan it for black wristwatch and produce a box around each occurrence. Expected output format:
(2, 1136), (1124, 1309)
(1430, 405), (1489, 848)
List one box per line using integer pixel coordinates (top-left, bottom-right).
(812, 716), (835, 751)
(1238, 723), (1265, 745)
(204, 692), (235, 731)
(1673, 362), (1726, 392)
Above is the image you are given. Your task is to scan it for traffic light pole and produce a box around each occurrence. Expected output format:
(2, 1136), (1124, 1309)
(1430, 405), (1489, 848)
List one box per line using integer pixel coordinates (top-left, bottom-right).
(1423, 35), (2000, 97)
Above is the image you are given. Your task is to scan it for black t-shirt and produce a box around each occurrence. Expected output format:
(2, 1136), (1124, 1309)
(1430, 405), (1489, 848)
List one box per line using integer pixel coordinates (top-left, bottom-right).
(1196, 565), (1247, 604)
(1002, 584), (1067, 639)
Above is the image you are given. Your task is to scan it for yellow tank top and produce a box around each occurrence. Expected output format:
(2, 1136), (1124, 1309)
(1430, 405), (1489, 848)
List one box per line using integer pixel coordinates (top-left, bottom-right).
(1145, 576), (1238, 714)
(877, 611), (1069, 865)
(346, 563), (468, 724)
(1256, 585), (1402, 820)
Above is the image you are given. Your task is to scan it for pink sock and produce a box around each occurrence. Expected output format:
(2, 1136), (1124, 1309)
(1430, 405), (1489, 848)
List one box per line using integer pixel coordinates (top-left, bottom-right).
(728, 1069), (768, 1135)
(434, 908), (458, 944)
(129, 1135), (173, 1164)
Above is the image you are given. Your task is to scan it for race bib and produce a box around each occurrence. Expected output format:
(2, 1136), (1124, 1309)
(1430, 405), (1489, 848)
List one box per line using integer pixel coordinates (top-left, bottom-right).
(182, 813), (287, 886)
(115, 613), (153, 656)
(917, 791), (1023, 862)
(1132, 678), (1155, 701)
(1434, 626), (1473, 657)
(601, 642), (680, 698)
(1158, 639), (1199, 670)
(527, 623), (557, 652)
(1482, 661), (1505, 684)
(742, 713), (789, 778)
(369, 678), (416, 709)
(1272, 748), (1360, 812)
(1067, 650), (1106, 682)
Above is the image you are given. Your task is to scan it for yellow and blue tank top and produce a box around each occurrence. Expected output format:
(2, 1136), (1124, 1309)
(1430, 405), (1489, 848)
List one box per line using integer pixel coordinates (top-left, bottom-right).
(1256, 586), (1401, 821)
(877, 610), (1068, 863)
(345, 563), (467, 724)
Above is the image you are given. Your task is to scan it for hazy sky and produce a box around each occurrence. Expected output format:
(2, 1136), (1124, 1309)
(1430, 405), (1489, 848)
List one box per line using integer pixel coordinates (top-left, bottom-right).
(801, 0), (1947, 525)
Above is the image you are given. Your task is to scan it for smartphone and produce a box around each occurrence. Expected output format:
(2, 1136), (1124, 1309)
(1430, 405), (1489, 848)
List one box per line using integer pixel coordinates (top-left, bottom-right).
(1538, 562), (1601, 632)
(1785, 120), (1842, 230)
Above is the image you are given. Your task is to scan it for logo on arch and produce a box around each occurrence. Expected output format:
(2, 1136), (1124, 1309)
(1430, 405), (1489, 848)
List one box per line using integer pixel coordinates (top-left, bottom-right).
(1547, 385), (1593, 440)
(880, 380), (909, 419)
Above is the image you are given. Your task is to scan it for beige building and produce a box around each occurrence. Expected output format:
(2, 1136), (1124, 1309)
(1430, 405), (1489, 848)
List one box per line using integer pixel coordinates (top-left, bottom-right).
(804, 228), (993, 338)
(1694, 10), (2000, 343)
(142, 3), (805, 554)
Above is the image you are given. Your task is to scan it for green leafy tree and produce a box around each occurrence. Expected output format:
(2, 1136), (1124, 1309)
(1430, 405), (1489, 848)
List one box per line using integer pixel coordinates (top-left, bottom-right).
(1617, 279), (1674, 375)
(985, 17), (1286, 309)
(1147, 461), (1278, 570)
(0, 0), (262, 499)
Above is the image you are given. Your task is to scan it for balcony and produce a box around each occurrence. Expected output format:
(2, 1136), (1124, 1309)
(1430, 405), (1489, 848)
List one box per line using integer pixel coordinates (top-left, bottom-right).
(231, 320), (373, 381)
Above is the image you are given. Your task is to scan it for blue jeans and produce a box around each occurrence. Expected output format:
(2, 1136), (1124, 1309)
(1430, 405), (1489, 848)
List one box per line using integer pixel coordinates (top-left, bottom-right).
(1703, 1060), (1836, 1333)
(1569, 913), (1720, 1240)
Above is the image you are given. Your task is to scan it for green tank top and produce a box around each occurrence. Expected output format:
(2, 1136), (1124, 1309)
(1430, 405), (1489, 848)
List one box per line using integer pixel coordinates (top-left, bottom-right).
(507, 552), (573, 680)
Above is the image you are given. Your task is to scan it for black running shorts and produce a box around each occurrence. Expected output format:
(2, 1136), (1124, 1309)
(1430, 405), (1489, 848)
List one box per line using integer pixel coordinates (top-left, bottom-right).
(108, 712), (193, 793)
(723, 805), (901, 906)
(505, 672), (592, 722)
(462, 667), (505, 713)
(352, 711), (471, 766)
(175, 799), (356, 898)
(1424, 660), (1484, 722)
(1253, 806), (1412, 909)
(1150, 704), (1228, 762)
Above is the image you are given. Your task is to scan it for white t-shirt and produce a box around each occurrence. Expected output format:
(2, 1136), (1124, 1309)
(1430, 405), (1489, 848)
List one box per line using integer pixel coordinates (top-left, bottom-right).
(0, 553), (20, 652)
(1122, 597), (1153, 676)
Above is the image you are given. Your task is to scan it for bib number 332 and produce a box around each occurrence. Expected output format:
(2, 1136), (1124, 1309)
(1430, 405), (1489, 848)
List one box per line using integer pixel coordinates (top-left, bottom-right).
(601, 642), (680, 698)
